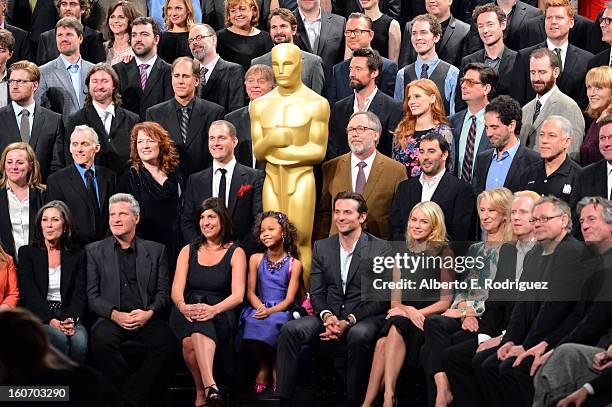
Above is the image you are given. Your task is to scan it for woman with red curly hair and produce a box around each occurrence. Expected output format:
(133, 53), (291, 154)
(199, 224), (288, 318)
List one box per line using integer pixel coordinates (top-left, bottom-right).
(118, 121), (184, 269)
(393, 79), (455, 178)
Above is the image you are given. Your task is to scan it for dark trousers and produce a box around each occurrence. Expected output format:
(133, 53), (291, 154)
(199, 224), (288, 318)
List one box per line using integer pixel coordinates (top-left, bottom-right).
(90, 318), (176, 407)
(478, 349), (530, 407)
(276, 314), (384, 407)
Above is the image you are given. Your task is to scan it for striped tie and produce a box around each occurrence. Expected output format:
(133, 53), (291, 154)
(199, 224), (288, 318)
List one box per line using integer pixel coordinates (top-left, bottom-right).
(180, 107), (189, 143)
(139, 64), (149, 90)
(461, 115), (477, 183)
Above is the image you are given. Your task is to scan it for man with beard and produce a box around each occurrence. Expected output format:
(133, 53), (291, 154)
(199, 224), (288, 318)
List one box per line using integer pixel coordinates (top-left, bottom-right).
(113, 17), (173, 120)
(252, 8), (324, 95)
(36, 17), (94, 118)
(328, 47), (402, 159)
(389, 131), (475, 241)
(189, 23), (246, 113)
(65, 63), (140, 175)
(519, 48), (584, 162)
(314, 111), (406, 241)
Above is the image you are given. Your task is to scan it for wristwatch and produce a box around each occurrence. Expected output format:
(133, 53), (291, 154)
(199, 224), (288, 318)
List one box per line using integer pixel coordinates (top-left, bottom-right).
(344, 317), (354, 328)
(460, 307), (467, 322)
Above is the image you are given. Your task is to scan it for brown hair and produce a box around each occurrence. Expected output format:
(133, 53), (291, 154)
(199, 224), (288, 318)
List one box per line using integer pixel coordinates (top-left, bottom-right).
(545, 0), (575, 19)
(0, 29), (15, 53)
(253, 211), (299, 258)
(84, 63), (122, 106)
(171, 56), (201, 77)
(194, 197), (234, 248)
(9, 60), (40, 83)
(472, 3), (506, 25)
(267, 7), (297, 30)
(226, 0), (259, 28)
(395, 79), (449, 149)
(55, 0), (91, 20)
(411, 14), (443, 38)
(0, 142), (45, 190)
(105, 0), (142, 48)
(163, 0), (196, 31)
(55, 16), (84, 36)
(530, 47), (559, 69)
(129, 122), (180, 174)
(245, 63), (275, 86)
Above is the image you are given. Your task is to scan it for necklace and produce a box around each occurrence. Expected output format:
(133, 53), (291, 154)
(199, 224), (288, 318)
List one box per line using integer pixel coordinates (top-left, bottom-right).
(265, 252), (288, 271)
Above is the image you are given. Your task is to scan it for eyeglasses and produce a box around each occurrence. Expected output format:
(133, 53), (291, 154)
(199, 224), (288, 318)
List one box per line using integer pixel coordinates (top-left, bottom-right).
(188, 34), (214, 44)
(529, 214), (563, 225)
(347, 126), (372, 134)
(344, 29), (372, 37)
(600, 16), (612, 26)
(8, 79), (35, 87)
(460, 77), (483, 87)
(245, 78), (270, 86)
(599, 135), (612, 142)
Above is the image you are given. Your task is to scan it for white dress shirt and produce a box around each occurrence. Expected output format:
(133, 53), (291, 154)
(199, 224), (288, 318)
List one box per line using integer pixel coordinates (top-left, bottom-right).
(6, 185), (29, 255)
(135, 55), (158, 78)
(0, 69), (8, 109)
(339, 238), (359, 294)
(92, 101), (116, 135)
(546, 39), (569, 70)
(47, 266), (62, 301)
(350, 150), (376, 192)
(298, 8), (322, 50)
(203, 55), (220, 83)
(212, 157), (237, 206)
(607, 162), (612, 200)
(353, 87), (378, 113)
(419, 169), (445, 202)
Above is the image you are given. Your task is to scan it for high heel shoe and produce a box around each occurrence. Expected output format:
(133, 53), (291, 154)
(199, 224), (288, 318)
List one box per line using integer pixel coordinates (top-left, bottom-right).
(254, 383), (268, 394)
(205, 384), (221, 407)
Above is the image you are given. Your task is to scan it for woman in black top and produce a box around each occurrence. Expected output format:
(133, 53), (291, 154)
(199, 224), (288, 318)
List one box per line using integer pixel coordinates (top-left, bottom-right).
(118, 122), (184, 270)
(361, 0), (401, 62)
(158, 0), (195, 63)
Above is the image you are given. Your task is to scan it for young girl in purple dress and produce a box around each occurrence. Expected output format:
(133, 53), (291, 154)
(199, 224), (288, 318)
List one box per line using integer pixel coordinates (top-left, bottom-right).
(239, 211), (302, 394)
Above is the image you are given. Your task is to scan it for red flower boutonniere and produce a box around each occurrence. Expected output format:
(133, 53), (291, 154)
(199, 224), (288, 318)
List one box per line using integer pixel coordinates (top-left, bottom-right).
(237, 184), (254, 199)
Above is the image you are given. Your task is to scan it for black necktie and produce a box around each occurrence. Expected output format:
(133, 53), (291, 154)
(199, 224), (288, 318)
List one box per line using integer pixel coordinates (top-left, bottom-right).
(218, 168), (227, 207)
(420, 64), (429, 79)
(533, 99), (542, 124)
(85, 169), (101, 237)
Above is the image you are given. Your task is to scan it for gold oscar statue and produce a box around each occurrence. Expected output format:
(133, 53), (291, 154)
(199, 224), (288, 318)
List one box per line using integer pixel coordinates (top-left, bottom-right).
(250, 43), (330, 289)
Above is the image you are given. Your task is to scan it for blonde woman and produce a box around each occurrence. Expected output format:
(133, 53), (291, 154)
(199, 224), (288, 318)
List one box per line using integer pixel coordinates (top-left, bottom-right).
(581, 66), (612, 165)
(158, 0), (196, 63)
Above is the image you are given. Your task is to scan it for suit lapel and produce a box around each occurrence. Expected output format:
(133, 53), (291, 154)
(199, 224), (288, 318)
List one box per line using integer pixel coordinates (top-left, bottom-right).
(165, 101), (183, 146)
(337, 155), (353, 193)
(134, 239), (151, 308)
(227, 164), (244, 216)
(531, 91), (558, 133)
(202, 168), (214, 200)
(345, 232), (366, 290)
(505, 145), (524, 187)
(143, 58), (163, 98)
(316, 12), (331, 55)
(0, 190), (15, 253)
(52, 59), (80, 109)
(512, 2), (528, 33)
(498, 48), (513, 77)
(66, 165), (92, 209)
(105, 239), (122, 307)
(295, 11), (313, 53)
(330, 237), (343, 294)
(109, 108), (125, 137)
(363, 153), (384, 201)
(201, 59), (223, 98)
(97, 168), (108, 211)
(30, 105), (46, 149)
(558, 46), (578, 88)
(430, 172), (451, 202)
(185, 98), (206, 148)
(438, 16), (456, 52)
(84, 105), (107, 138)
(4, 105), (21, 143)
(59, 250), (72, 301)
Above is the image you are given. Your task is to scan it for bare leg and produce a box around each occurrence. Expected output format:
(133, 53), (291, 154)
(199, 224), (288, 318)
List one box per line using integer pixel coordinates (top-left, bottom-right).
(182, 337), (206, 405)
(191, 333), (217, 397)
(362, 337), (387, 407)
(383, 326), (406, 406)
(247, 340), (271, 384)
(434, 372), (454, 407)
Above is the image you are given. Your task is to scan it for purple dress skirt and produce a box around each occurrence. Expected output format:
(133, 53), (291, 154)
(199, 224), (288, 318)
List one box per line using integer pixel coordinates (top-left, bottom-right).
(237, 254), (293, 348)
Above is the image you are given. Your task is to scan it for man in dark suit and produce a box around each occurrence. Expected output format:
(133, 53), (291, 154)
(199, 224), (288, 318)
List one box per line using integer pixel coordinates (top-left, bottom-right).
(327, 12), (397, 106)
(65, 63), (140, 175)
(473, 95), (540, 197)
(332, 0), (401, 20)
(0, 61), (64, 181)
(587, 7), (612, 71)
(36, 0), (105, 65)
(518, 10), (598, 52)
(390, 132), (475, 241)
(0, 0), (31, 66)
(450, 63), (496, 184)
(181, 120), (264, 254)
(293, 0), (346, 81)
(113, 16), (173, 120)
(508, 1), (593, 108)
(328, 48), (402, 159)
(0, 30), (13, 108)
(399, 0), (471, 69)
(493, 0), (541, 52)
(454, 4), (517, 112)
(225, 64), (274, 170)
(277, 191), (388, 407)
(145, 57), (225, 176)
(86, 192), (175, 407)
(189, 23), (246, 114)
(578, 115), (612, 202)
(6, 0), (58, 56)
(46, 125), (115, 245)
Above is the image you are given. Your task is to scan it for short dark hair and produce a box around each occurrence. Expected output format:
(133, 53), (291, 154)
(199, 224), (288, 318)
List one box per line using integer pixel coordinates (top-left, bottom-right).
(463, 62), (499, 98)
(348, 12), (373, 29)
(268, 7), (297, 30)
(132, 16), (161, 37)
(485, 95), (523, 135)
(85, 63), (122, 106)
(352, 47), (382, 73)
(530, 47), (559, 70)
(56, 16), (83, 36)
(420, 132), (450, 155)
(333, 191), (368, 216)
(32, 200), (78, 251)
(599, 114), (612, 128)
(0, 29), (15, 53)
(194, 197), (233, 248)
(411, 14), (443, 38)
(472, 3), (506, 25)
(55, 0), (91, 20)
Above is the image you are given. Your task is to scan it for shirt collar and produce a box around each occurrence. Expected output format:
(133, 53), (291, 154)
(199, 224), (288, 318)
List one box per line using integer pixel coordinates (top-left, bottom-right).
(351, 150), (377, 169)
(0, 69), (7, 82)
(416, 54), (439, 66)
(12, 101), (35, 116)
(353, 87), (378, 109)
(340, 237), (359, 255)
(607, 161), (612, 176)
(204, 55), (220, 73)
(298, 7), (322, 23)
(59, 55), (82, 70)
(174, 96), (195, 112)
(114, 237), (137, 252)
(92, 101), (115, 118)
(537, 85), (556, 104)
(493, 140), (521, 160)
(546, 38), (569, 55)
(463, 107), (485, 124)
(134, 54), (157, 68)
(546, 155), (572, 177)
(419, 168), (445, 185)
(213, 156), (237, 173)
(74, 163), (96, 178)
(484, 45), (504, 61)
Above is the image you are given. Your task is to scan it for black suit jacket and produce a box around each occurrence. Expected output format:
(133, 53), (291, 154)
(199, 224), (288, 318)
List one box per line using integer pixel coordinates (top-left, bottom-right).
(86, 236), (171, 325)
(18, 246), (87, 323)
(5, 23), (32, 66)
(293, 8), (346, 81)
(7, 0), (58, 51)
(508, 41), (593, 108)
(65, 104), (140, 175)
(519, 13), (597, 53)
(473, 144), (541, 196)
(578, 159), (608, 200)
(113, 58), (174, 120)
(225, 106), (266, 170)
(180, 162), (264, 253)
(399, 15), (470, 69)
(36, 26), (106, 66)
(199, 57), (246, 114)
(0, 103), (65, 181)
(145, 97), (225, 176)
(497, 0), (542, 52)
(310, 232), (389, 321)
(332, 0), (400, 20)
(454, 47), (517, 112)
(46, 164), (115, 245)
(0, 187), (45, 259)
(389, 172), (476, 242)
(328, 90), (403, 159)
(587, 48), (611, 72)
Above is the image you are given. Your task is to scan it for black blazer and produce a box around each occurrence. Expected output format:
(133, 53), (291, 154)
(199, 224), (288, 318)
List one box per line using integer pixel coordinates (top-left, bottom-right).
(113, 57), (174, 120)
(578, 159), (608, 200)
(389, 172), (476, 242)
(473, 144), (541, 196)
(310, 232), (389, 321)
(328, 90), (403, 159)
(454, 47), (517, 112)
(587, 48), (611, 72)
(199, 57), (246, 114)
(45, 164), (115, 246)
(86, 236), (171, 325)
(36, 26), (106, 66)
(65, 104), (140, 175)
(0, 103), (65, 182)
(180, 162), (264, 253)
(508, 41), (593, 108)
(225, 106), (266, 170)
(0, 187), (45, 259)
(145, 97), (226, 176)
(7, 0), (58, 50)
(293, 8), (346, 81)
(5, 23), (32, 66)
(519, 13), (598, 53)
(18, 245), (87, 323)
(399, 14), (470, 69)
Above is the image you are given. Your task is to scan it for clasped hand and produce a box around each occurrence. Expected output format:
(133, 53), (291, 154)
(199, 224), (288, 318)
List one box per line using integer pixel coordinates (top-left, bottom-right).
(320, 315), (348, 341)
(180, 303), (217, 322)
(50, 318), (76, 336)
(112, 309), (153, 330)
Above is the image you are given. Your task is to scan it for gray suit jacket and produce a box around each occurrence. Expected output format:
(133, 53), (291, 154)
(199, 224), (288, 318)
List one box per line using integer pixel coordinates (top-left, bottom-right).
(35, 57), (94, 117)
(251, 48), (325, 95)
(519, 86), (585, 161)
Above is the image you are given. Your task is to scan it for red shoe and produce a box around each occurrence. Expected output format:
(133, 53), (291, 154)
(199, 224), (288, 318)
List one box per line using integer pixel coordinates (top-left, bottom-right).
(254, 383), (267, 394)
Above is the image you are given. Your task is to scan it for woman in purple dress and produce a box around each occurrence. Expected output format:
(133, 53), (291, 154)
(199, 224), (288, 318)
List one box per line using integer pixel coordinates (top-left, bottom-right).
(239, 211), (302, 394)
(582, 66), (612, 165)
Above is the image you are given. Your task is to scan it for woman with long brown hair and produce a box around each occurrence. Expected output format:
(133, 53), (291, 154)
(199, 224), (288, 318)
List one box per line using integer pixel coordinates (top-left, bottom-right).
(104, 0), (141, 65)
(393, 79), (454, 178)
